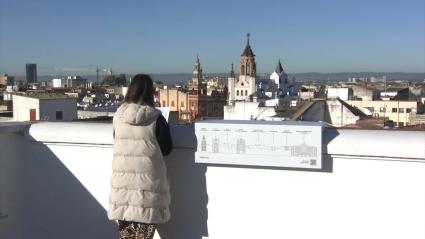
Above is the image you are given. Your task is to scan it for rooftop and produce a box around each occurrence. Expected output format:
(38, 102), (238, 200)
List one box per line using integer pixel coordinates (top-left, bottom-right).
(0, 121), (424, 239)
(13, 92), (75, 100)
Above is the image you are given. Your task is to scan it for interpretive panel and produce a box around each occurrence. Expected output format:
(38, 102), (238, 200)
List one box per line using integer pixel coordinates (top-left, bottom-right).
(195, 120), (324, 169)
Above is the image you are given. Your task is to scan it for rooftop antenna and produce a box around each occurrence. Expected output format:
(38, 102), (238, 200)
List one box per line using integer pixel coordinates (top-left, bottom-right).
(96, 66), (100, 84)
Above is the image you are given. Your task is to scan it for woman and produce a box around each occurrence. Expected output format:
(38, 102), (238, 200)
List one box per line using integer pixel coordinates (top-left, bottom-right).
(108, 74), (173, 239)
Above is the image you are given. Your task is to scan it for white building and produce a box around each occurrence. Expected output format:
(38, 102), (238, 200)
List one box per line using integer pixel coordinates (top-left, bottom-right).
(343, 83), (381, 101)
(0, 74), (14, 86)
(346, 100), (418, 127)
(228, 34), (257, 104)
(299, 91), (315, 100)
(348, 76), (385, 83)
(12, 93), (77, 121)
(270, 59), (289, 91)
(52, 76), (87, 88)
(327, 99), (365, 127)
(224, 101), (277, 120)
(327, 87), (353, 100)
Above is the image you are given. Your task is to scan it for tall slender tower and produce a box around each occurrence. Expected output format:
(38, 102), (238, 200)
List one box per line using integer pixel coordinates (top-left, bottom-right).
(192, 54), (202, 86)
(227, 63), (236, 105)
(188, 55), (207, 120)
(233, 33), (257, 101)
(191, 54), (204, 95)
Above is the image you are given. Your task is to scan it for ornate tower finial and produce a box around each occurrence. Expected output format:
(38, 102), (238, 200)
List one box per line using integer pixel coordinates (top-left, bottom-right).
(275, 59), (284, 75)
(240, 33), (256, 76)
(229, 63), (235, 78)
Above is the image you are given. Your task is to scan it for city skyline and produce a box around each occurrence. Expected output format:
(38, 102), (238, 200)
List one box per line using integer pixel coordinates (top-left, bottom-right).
(0, 0), (424, 76)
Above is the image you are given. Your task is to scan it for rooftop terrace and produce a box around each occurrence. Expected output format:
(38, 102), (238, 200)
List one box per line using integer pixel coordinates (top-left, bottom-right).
(0, 121), (424, 239)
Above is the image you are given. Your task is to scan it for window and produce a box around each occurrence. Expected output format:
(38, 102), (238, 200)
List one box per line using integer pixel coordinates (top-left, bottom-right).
(392, 108), (397, 113)
(379, 107), (386, 113)
(56, 111), (63, 120)
(398, 122), (404, 127)
(399, 108), (404, 113)
(245, 90), (248, 96)
(180, 101), (184, 107)
(406, 108), (411, 113)
(171, 101), (175, 107)
(162, 101), (166, 107)
(236, 90), (239, 96)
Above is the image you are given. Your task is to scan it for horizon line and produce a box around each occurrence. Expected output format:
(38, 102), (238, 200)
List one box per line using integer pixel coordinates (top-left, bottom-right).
(5, 71), (425, 77)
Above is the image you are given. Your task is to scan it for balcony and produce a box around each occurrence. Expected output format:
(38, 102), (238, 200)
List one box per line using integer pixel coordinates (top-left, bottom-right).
(0, 122), (424, 239)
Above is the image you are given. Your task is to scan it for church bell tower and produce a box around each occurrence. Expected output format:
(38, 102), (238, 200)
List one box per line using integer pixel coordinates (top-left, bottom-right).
(240, 33), (256, 77)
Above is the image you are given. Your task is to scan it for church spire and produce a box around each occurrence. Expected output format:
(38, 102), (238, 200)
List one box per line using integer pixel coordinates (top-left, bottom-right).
(240, 33), (256, 76)
(275, 59), (284, 75)
(229, 63), (235, 78)
(241, 33), (255, 57)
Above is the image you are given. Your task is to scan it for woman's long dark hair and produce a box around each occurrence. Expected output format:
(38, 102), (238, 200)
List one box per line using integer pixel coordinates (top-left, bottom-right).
(124, 74), (154, 106)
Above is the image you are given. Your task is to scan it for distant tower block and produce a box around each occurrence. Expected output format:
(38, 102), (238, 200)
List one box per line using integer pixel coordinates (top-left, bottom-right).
(26, 63), (37, 84)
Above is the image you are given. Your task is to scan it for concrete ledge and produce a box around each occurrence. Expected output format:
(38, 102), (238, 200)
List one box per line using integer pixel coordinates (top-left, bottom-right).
(28, 122), (112, 145)
(325, 128), (425, 161)
(25, 122), (425, 161)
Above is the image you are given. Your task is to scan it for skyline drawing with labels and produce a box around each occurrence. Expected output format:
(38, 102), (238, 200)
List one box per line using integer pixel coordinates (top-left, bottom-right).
(195, 120), (325, 169)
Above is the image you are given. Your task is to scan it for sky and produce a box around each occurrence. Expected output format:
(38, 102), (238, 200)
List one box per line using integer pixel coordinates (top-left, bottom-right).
(0, 0), (424, 76)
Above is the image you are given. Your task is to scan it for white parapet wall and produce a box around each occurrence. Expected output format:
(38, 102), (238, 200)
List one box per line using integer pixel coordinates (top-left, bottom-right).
(0, 122), (424, 239)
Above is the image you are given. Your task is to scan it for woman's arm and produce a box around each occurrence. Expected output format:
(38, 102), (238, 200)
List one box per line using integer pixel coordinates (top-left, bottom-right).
(155, 115), (173, 156)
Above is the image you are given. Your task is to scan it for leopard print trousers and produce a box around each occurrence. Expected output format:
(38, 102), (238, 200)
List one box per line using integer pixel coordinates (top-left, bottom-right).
(118, 220), (157, 239)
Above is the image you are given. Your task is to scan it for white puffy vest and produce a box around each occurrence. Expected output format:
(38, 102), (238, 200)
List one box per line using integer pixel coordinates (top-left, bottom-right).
(108, 103), (171, 223)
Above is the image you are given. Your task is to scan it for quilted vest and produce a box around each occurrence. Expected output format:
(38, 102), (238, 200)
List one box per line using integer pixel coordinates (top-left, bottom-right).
(108, 103), (171, 223)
